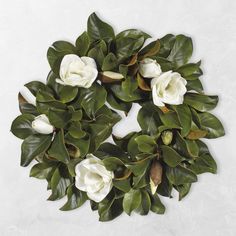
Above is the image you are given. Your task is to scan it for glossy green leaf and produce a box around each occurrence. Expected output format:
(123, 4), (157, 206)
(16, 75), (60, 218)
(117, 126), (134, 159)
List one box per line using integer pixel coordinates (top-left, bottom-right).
(173, 104), (192, 137)
(198, 112), (225, 138)
(75, 31), (90, 56)
(25, 81), (52, 96)
(48, 130), (70, 164)
(166, 165), (197, 185)
(135, 135), (156, 153)
(123, 188), (142, 215)
(167, 34), (193, 67)
(102, 53), (118, 71)
(107, 92), (132, 114)
(30, 162), (57, 179)
(48, 108), (71, 128)
(150, 193), (165, 214)
(60, 185), (87, 211)
(175, 183), (191, 201)
(161, 145), (183, 167)
(137, 103), (162, 136)
(98, 195), (123, 222)
(65, 133), (90, 158)
(21, 134), (52, 167)
(184, 93), (218, 112)
(80, 83), (107, 118)
(58, 86), (78, 103)
(115, 29), (150, 61)
(136, 190), (151, 215)
(87, 12), (114, 42)
(11, 114), (36, 139)
(48, 165), (72, 201)
(113, 179), (131, 193)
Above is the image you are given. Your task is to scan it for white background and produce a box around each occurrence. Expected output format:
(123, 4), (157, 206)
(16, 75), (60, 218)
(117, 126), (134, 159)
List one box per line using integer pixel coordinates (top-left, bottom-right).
(0, 0), (236, 235)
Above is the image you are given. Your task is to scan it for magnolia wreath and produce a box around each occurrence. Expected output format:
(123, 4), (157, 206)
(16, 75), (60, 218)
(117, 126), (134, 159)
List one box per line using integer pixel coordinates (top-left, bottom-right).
(11, 13), (225, 221)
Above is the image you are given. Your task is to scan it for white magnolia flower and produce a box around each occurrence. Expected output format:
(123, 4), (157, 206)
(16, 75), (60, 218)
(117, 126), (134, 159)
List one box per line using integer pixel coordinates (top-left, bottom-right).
(32, 114), (54, 134)
(56, 54), (98, 88)
(75, 154), (114, 202)
(139, 58), (162, 78)
(151, 71), (187, 107)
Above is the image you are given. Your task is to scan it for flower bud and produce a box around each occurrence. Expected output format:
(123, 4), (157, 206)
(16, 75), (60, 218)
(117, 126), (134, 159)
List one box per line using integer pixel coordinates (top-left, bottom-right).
(161, 130), (173, 145)
(32, 114), (54, 134)
(150, 160), (163, 195)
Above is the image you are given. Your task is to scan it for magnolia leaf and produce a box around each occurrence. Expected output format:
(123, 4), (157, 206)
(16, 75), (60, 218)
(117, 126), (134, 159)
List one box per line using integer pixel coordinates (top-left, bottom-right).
(11, 114), (36, 139)
(48, 130), (70, 164)
(87, 12), (114, 42)
(60, 185), (87, 211)
(123, 189), (142, 215)
(21, 134), (52, 167)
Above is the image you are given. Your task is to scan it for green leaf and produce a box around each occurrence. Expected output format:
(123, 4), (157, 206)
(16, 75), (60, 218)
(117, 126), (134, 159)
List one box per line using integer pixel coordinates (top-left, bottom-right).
(158, 34), (176, 58)
(139, 39), (161, 59)
(21, 134), (52, 167)
(48, 108), (71, 128)
(135, 135), (156, 153)
(176, 62), (202, 78)
(198, 112), (225, 138)
(115, 29), (150, 61)
(48, 165), (72, 201)
(173, 104), (192, 137)
(184, 93), (218, 112)
(187, 79), (203, 93)
(58, 86), (78, 103)
(175, 183), (191, 201)
(11, 114), (36, 139)
(75, 31), (90, 56)
(137, 103), (162, 136)
(110, 77), (143, 102)
(107, 92), (132, 114)
(97, 142), (128, 160)
(65, 133), (90, 158)
(102, 53), (118, 71)
(185, 139), (199, 158)
(126, 157), (151, 176)
(189, 154), (217, 174)
(157, 172), (173, 197)
(47, 41), (76, 74)
(86, 110), (121, 151)
(68, 121), (86, 139)
(161, 145), (183, 167)
(166, 165), (197, 185)
(87, 12), (114, 42)
(150, 193), (165, 214)
(30, 162), (57, 179)
(112, 132), (137, 152)
(60, 185), (87, 211)
(136, 190), (151, 215)
(48, 130), (70, 164)
(113, 179), (131, 193)
(158, 109), (181, 128)
(80, 83), (107, 118)
(25, 81), (52, 96)
(98, 195), (123, 222)
(167, 34), (193, 67)
(123, 189), (142, 215)
(103, 157), (124, 171)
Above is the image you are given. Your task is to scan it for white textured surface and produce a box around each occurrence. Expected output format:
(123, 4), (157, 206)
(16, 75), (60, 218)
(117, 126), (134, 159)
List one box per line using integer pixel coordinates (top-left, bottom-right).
(0, 0), (236, 235)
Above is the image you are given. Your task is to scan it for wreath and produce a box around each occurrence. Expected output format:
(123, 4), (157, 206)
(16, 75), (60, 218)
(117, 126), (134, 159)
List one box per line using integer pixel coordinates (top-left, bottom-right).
(11, 13), (225, 221)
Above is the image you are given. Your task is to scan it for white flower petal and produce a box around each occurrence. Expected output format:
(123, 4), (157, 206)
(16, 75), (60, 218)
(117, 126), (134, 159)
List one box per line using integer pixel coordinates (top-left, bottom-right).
(81, 56), (97, 69)
(139, 58), (162, 78)
(151, 70), (187, 106)
(102, 71), (124, 80)
(75, 154), (114, 202)
(32, 114), (54, 134)
(58, 54), (98, 88)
